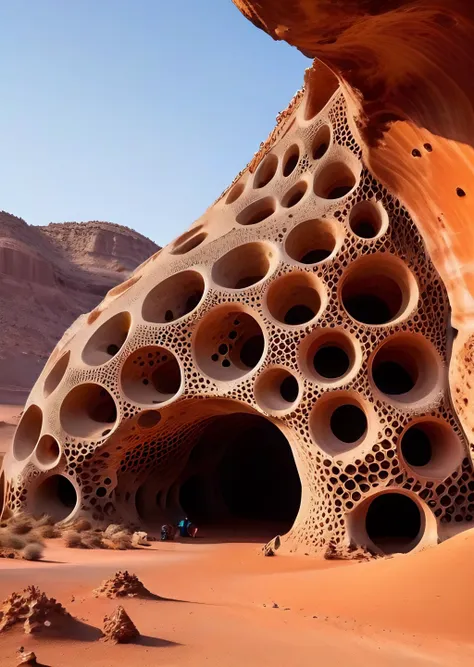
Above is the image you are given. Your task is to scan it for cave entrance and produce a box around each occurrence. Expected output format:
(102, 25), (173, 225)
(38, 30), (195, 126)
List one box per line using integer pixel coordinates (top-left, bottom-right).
(179, 412), (301, 540)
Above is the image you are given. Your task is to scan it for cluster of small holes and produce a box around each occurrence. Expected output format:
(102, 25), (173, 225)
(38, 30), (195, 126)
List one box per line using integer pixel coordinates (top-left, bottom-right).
(6, 78), (474, 555)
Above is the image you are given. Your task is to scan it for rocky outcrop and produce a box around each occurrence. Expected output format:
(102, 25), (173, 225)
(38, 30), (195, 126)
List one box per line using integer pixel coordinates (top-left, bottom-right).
(5, 1), (474, 560)
(102, 606), (139, 644)
(0, 212), (158, 403)
(0, 586), (69, 634)
(231, 0), (474, 445)
(93, 571), (155, 599)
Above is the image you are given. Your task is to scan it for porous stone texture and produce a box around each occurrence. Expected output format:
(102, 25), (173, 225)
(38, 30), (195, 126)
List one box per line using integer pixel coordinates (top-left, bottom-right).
(102, 605), (139, 644)
(93, 571), (154, 599)
(3, 10), (474, 557)
(0, 586), (69, 634)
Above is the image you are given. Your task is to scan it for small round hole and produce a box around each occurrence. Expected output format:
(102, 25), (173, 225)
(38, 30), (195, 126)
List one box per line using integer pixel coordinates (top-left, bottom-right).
(121, 346), (182, 405)
(300, 328), (360, 387)
(370, 333), (441, 407)
(312, 125), (331, 160)
(349, 200), (388, 240)
(171, 229), (207, 255)
(142, 270), (205, 323)
(226, 181), (245, 204)
(212, 242), (277, 290)
(36, 435), (61, 468)
(285, 219), (339, 265)
(44, 351), (70, 398)
(340, 254), (418, 326)
(314, 160), (358, 200)
(254, 367), (300, 414)
(399, 419), (464, 479)
(254, 154), (278, 188)
(283, 145), (300, 177)
(282, 181), (307, 208)
(310, 392), (373, 456)
(236, 197), (276, 226)
(13, 405), (43, 461)
(60, 384), (117, 438)
(82, 312), (131, 366)
(266, 272), (325, 327)
(194, 305), (266, 381)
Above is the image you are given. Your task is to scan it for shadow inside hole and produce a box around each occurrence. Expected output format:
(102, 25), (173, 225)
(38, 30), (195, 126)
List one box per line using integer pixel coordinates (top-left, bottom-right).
(313, 345), (350, 379)
(330, 404), (367, 443)
(365, 493), (422, 554)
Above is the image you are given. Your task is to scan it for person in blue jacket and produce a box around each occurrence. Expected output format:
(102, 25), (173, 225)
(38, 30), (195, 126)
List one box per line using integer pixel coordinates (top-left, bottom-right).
(177, 517), (198, 538)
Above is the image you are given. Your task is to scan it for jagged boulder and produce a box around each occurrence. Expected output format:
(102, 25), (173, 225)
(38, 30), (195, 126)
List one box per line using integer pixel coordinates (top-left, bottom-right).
(102, 606), (139, 644)
(0, 586), (69, 634)
(93, 571), (155, 599)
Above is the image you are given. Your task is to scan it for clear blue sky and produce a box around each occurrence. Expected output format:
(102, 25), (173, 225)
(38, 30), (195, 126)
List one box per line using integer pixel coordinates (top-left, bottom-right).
(0, 1), (309, 246)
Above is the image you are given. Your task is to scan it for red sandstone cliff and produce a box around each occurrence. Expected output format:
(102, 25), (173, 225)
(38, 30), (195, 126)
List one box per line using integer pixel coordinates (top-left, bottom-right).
(0, 212), (158, 404)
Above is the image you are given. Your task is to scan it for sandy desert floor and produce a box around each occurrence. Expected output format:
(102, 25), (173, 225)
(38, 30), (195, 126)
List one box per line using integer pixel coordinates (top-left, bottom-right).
(0, 527), (473, 666)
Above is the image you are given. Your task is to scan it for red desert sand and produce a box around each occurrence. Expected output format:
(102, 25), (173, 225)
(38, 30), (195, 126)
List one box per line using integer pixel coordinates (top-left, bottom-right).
(0, 532), (472, 665)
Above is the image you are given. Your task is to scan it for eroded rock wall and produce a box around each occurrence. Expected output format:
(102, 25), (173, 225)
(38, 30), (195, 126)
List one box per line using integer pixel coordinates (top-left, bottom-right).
(3, 68), (473, 556)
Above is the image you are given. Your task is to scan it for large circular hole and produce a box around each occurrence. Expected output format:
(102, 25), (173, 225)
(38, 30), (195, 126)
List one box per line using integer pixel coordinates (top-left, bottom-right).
(285, 219), (339, 265)
(121, 346), (182, 405)
(283, 145), (300, 177)
(282, 181), (308, 208)
(370, 333), (441, 407)
(60, 384), (117, 438)
(236, 197), (276, 226)
(142, 270), (205, 323)
(212, 242), (277, 290)
(32, 474), (77, 522)
(349, 200), (388, 240)
(254, 154), (278, 188)
(300, 328), (361, 387)
(43, 351), (70, 398)
(314, 160), (358, 199)
(266, 272), (325, 326)
(82, 312), (131, 366)
(400, 419), (464, 478)
(312, 124), (331, 160)
(35, 435), (61, 468)
(310, 392), (373, 456)
(13, 405), (43, 461)
(171, 228), (207, 255)
(255, 367), (300, 414)
(340, 254), (418, 326)
(194, 306), (266, 382)
(364, 493), (423, 554)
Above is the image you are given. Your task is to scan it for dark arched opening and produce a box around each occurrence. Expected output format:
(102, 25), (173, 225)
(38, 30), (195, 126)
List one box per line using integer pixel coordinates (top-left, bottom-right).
(365, 492), (422, 554)
(179, 413), (301, 539)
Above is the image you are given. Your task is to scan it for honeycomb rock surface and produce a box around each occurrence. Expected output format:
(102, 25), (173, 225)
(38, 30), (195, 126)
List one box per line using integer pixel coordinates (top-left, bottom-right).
(102, 605), (139, 644)
(3, 16), (474, 558)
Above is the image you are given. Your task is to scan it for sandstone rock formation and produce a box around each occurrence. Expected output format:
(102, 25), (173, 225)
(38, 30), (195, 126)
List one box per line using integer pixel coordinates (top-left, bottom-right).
(0, 212), (158, 404)
(102, 605), (139, 644)
(2, 1), (474, 558)
(93, 571), (155, 599)
(0, 586), (69, 634)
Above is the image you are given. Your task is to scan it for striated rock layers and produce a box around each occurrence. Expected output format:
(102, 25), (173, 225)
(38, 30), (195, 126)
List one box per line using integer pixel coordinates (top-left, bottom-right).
(3, 1), (474, 557)
(0, 213), (158, 403)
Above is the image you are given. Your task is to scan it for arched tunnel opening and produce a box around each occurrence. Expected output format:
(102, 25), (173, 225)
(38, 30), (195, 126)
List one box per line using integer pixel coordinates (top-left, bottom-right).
(176, 412), (302, 540)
